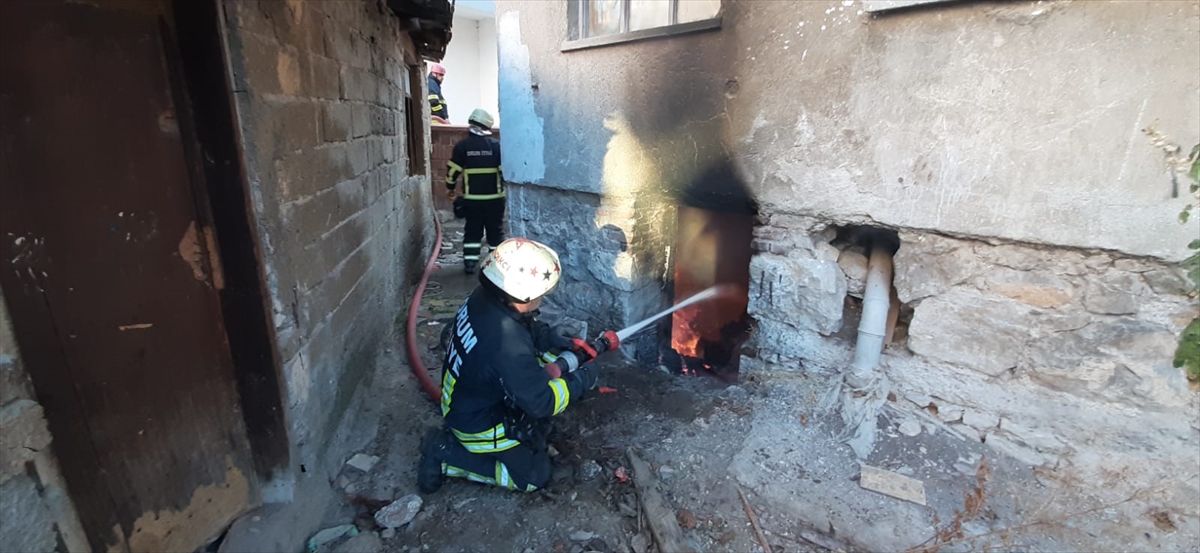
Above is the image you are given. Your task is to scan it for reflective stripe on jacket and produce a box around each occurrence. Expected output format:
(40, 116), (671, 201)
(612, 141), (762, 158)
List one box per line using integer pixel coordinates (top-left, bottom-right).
(446, 133), (504, 200)
(428, 76), (448, 120)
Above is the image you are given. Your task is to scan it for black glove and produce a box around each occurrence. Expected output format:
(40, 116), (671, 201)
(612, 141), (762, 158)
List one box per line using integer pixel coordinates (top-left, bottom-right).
(569, 362), (598, 391)
(548, 326), (579, 351)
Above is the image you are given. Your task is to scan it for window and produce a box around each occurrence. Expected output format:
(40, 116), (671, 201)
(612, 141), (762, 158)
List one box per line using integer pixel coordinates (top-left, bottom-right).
(566, 0), (721, 51)
(862, 0), (960, 12)
(403, 64), (427, 177)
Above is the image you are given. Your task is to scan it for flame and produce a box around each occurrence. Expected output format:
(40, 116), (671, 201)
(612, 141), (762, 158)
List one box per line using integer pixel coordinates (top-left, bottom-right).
(669, 205), (754, 370)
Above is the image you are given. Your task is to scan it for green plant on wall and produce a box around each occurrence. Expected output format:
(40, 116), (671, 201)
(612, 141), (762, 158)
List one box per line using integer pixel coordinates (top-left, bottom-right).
(1145, 128), (1200, 384)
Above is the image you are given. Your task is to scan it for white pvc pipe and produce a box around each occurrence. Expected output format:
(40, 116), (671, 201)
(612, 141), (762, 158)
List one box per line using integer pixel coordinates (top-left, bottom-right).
(851, 246), (894, 372)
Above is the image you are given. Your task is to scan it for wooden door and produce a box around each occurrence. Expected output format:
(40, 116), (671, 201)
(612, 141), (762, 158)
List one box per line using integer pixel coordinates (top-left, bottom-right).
(0, 1), (259, 550)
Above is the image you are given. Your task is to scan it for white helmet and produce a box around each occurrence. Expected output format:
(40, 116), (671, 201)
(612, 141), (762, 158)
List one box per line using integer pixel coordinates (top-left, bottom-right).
(468, 108), (494, 130)
(481, 238), (561, 303)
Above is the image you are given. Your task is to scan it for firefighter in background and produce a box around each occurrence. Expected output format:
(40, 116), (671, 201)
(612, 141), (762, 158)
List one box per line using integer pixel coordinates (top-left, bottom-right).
(428, 62), (449, 124)
(417, 238), (598, 494)
(446, 109), (504, 274)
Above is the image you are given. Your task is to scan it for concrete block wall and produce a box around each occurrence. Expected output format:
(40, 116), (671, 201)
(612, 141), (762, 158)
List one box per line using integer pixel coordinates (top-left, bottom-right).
(0, 294), (87, 552)
(221, 0), (434, 480)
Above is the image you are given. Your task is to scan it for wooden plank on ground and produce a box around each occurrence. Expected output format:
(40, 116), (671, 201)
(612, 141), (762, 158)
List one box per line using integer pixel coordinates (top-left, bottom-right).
(860, 464), (927, 505)
(627, 449), (695, 553)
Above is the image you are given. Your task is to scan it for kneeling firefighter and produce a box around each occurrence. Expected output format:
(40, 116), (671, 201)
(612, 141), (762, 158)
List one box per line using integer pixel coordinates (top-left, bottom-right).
(418, 238), (600, 493)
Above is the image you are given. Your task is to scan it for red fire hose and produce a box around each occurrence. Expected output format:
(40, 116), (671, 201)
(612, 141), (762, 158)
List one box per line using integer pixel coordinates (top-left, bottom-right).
(406, 208), (444, 403)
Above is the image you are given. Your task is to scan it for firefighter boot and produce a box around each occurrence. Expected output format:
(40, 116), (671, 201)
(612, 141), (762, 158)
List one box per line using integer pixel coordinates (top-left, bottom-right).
(463, 260), (477, 274)
(417, 428), (448, 493)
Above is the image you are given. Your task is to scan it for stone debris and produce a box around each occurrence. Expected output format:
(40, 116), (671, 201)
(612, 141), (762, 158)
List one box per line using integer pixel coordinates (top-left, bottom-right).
(374, 494), (423, 529)
(578, 459), (602, 482)
(307, 525), (358, 553)
(380, 528), (396, 539)
(629, 534), (649, 553)
(568, 530), (596, 542)
(897, 419), (922, 437)
(657, 465), (676, 482)
(333, 531), (382, 553)
(858, 464), (927, 506)
(345, 453), (380, 473)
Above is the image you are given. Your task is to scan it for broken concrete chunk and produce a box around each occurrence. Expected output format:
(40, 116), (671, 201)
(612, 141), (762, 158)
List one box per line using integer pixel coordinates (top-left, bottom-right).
(374, 494), (422, 529)
(380, 528), (396, 539)
(345, 453), (380, 473)
(858, 464), (927, 506)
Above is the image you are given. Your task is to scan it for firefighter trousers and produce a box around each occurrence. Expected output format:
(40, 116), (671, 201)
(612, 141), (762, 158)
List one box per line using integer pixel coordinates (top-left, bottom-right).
(439, 435), (551, 492)
(462, 198), (506, 265)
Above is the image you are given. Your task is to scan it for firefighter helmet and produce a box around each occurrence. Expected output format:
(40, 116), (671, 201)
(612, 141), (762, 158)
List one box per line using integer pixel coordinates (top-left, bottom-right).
(429, 62), (446, 76)
(481, 239), (561, 303)
(468, 108), (494, 130)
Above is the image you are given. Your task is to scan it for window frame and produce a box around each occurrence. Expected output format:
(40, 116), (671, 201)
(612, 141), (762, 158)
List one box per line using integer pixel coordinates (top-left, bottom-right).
(564, 0), (721, 53)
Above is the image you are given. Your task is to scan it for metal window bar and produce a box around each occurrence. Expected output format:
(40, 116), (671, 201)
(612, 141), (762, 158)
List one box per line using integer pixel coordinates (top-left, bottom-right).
(620, 0), (630, 34)
(669, 0), (678, 25)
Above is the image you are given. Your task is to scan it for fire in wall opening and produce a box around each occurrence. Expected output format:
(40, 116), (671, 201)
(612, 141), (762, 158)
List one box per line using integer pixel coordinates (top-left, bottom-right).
(661, 162), (757, 382)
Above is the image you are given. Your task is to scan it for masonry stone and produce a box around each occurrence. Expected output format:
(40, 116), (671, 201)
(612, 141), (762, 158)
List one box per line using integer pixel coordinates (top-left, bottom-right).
(893, 234), (983, 303)
(749, 253), (846, 335)
(1142, 266), (1195, 296)
(981, 267), (1074, 309)
(907, 289), (1031, 376)
(1083, 271), (1150, 315)
(1026, 317), (1177, 400)
(308, 54), (342, 100)
(321, 103), (353, 143)
(837, 249), (869, 297)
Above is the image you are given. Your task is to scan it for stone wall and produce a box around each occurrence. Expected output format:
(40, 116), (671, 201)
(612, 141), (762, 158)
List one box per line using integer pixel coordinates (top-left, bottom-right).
(743, 213), (1200, 545)
(221, 0), (434, 483)
(0, 294), (87, 552)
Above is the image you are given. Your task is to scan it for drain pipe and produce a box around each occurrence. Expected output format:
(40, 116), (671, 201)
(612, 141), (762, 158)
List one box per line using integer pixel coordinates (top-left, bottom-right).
(851, 243), (894, 372)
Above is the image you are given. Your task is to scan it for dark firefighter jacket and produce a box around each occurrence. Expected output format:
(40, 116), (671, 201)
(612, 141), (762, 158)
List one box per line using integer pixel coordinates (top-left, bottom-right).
(446, 132), (503, 200)
(428, 75), (448, 120)
(440, 287), (587, 453)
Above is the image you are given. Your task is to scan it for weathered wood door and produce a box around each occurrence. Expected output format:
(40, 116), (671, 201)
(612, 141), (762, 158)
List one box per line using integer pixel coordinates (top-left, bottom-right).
(0, 1), (259, 551)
